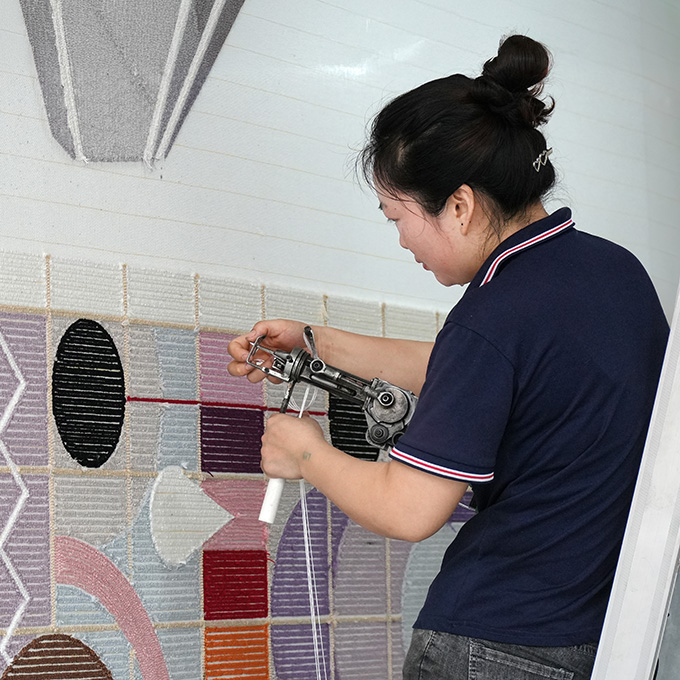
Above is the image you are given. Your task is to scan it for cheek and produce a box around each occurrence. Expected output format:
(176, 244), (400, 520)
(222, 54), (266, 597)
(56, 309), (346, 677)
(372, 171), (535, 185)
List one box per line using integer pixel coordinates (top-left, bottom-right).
(397, 219), (426, 245)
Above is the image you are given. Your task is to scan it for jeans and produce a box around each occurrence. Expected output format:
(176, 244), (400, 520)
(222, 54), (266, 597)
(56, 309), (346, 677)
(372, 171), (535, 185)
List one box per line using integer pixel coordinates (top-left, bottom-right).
(403, 629), (597, 680)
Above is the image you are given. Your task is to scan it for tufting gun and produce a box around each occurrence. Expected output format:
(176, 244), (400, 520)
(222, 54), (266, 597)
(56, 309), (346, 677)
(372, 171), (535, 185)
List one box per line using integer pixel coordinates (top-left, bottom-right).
(248, 326), (419, 523)
(247, 326), (418, 450)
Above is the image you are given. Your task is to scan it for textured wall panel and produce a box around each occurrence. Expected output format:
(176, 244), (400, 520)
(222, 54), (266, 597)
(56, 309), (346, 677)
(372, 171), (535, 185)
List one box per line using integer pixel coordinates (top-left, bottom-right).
(50, 318), (126, 471)
(131, 498), (201, 624)
(49, 259), (123, 317)
(334, 522), (387, 616)
(263, 286), (325, 325)
(200, 405), (263, 473)
(0, 636), (36, 676)
(128, 400), (162, 473)
(0, 271), (471, 677)
(155, 328), (197, 400)
(328, 395), (379, 462)
(388, 539), (412, 615)
(201, 480), (266, 551)
(0, 313), (48, 467)
(150, 466), (232, 567)
(203, 550), (268, 621)
(401, 525), (458, 652)
(52, 319), (126, 469)
(335, 622), (389, 680)
(157, 628), (202, 680)
(205, 625), (268, 680)
(0, 474), (50, 632)
(325, 295), (383, 336)
(0, 634), (114, 680)
(64, 631), (129, 680)
(54, 476), (127, 547)
(383, 304), (438, 341)
(127, 325), (162, 399)
(199, 332), (263, 406)
(55, 584), (115, 627)
(18, 0), (246, 162)
(271, 490), (329, 618)
(158, 404), (199, 471)
(270, 624), (331, 680)
(127, 269), (195, 325)
(0, 252), (45, 309)
(198, 277), (262, 332)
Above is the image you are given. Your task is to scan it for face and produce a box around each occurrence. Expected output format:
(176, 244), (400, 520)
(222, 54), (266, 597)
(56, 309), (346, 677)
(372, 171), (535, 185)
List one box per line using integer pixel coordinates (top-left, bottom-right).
(377, 190), (484, 286)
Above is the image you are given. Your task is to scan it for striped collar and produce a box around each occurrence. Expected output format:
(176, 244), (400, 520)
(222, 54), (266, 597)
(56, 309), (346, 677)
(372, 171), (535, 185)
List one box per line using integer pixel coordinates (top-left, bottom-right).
(475, 208), (575, 287)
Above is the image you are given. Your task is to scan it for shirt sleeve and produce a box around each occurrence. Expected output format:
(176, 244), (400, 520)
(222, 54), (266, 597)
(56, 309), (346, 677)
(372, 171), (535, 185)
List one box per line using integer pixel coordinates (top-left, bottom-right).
(390, 322), (515, 483)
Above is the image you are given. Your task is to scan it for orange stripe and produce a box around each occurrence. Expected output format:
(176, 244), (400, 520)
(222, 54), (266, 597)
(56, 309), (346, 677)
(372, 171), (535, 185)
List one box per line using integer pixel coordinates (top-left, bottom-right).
(205, 625), (269, 679)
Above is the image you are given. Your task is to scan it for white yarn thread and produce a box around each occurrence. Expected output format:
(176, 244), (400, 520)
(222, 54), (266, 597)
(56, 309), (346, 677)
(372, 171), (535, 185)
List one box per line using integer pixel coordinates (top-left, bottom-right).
(295, 384), (328, 680)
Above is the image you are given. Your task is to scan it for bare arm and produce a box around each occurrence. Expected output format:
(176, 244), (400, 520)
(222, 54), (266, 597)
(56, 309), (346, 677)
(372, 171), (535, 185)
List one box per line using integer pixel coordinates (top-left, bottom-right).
(313, 326), (433, 395)
(262, 414), (467, 541)
(227, 319), (433, 396)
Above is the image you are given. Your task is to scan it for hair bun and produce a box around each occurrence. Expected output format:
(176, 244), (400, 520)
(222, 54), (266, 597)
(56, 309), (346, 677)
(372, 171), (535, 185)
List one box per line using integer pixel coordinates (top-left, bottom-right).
(473, 35), (554, 128)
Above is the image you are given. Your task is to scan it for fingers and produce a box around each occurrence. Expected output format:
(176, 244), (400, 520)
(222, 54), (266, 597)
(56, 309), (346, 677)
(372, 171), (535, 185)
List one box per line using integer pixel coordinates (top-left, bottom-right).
(227, 334), (250, 361)
(226, 334), (264, 382)
(227, 319), (308, 386)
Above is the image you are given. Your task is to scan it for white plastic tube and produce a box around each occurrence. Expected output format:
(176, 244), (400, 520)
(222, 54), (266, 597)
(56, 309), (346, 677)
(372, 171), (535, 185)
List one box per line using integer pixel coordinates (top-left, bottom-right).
(258, 383), (317, 524)
(259, 477), (285, 524)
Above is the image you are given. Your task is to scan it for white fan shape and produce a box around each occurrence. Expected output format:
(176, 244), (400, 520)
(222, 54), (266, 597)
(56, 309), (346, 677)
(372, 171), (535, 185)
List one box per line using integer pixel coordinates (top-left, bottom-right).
(150, 465), (233, 566)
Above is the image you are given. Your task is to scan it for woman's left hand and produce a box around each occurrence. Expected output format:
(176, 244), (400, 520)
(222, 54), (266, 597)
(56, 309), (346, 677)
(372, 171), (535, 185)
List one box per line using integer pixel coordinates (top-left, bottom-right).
(261, 413), (326, 479)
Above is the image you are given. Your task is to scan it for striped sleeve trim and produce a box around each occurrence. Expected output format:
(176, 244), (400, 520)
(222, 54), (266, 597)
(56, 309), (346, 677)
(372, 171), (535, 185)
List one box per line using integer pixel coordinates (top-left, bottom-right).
(390, 447), (494, 483)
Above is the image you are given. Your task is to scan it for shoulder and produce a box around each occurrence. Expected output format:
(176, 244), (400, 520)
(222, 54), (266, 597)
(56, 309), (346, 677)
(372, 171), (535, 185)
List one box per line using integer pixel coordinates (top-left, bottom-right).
(444, 226), (666, 362)
(460, 227), (658, 312)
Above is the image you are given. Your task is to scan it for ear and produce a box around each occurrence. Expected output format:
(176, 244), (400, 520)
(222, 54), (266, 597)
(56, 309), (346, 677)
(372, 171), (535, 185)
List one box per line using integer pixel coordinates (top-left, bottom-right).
(443, 184), (476, 235)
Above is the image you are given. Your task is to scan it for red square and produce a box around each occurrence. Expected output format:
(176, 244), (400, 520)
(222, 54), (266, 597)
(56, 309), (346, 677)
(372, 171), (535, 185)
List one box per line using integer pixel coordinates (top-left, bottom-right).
(203, 550), (268, 620)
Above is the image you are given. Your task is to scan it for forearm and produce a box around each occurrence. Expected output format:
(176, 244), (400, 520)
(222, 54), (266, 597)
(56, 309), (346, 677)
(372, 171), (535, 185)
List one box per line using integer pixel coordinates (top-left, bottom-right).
(260, 413), (467, 540)
(311, 326), (433, 396)
(299, 439), (464, 542)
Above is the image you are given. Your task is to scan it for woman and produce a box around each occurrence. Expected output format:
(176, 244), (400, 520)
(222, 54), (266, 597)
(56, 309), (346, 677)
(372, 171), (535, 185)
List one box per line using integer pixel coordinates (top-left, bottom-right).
(227, 35), (668, 680)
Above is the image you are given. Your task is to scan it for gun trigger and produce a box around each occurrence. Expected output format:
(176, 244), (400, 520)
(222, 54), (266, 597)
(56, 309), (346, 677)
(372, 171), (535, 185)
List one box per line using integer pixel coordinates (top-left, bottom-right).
(303, 326), (319, 360)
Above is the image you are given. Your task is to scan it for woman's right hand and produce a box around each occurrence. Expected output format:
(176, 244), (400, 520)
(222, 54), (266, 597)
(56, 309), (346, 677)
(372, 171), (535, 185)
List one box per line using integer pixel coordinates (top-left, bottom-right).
(227, 319), (310, 383)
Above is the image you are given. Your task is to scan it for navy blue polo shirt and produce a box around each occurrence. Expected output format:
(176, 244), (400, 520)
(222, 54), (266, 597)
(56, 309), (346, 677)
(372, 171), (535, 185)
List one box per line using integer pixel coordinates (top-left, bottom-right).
(391, 208), (668, 646)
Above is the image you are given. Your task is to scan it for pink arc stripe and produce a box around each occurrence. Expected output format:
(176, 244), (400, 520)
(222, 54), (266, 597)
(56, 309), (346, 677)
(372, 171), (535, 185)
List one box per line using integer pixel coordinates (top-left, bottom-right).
(391, 447), (494, 483)
(480, 219), (574, 286)
(54, 536), (169, 680)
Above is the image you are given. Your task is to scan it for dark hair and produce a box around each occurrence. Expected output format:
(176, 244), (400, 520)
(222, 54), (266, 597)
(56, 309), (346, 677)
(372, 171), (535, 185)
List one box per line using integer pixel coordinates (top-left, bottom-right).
(360, 35), (556, 232)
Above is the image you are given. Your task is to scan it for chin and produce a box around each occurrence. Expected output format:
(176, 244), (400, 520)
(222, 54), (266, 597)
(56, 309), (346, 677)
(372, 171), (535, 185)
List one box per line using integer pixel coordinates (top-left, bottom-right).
(434, 272), (466, 287)
(433, 273), (453, 286)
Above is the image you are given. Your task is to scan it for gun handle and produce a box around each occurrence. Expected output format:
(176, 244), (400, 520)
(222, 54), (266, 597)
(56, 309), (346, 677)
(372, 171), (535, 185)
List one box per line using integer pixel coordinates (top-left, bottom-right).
(259, 477), (285, 524)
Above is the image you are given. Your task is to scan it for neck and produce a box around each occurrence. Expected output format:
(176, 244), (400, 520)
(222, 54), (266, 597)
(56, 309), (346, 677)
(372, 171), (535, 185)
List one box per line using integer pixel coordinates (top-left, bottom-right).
(481, 203), (549, 259)
(503, 203), (549, 238)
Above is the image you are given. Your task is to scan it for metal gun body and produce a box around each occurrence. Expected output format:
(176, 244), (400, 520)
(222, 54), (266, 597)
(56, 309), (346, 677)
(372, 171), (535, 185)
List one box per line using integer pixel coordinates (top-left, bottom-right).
(247, 329), (418, 450)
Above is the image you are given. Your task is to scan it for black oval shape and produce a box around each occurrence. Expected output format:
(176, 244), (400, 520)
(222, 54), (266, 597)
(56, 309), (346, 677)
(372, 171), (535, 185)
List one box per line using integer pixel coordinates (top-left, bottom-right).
(52, 319), (126, 468)
(328, 394), (379, 462)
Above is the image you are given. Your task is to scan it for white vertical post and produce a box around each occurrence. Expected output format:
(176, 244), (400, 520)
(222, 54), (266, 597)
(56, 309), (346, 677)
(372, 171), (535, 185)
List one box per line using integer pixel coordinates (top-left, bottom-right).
(592, 284), (680, 679)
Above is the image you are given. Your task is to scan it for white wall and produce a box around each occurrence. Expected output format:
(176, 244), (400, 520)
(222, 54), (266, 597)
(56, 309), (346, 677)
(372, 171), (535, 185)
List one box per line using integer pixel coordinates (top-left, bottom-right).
(1, 0), (679, 316)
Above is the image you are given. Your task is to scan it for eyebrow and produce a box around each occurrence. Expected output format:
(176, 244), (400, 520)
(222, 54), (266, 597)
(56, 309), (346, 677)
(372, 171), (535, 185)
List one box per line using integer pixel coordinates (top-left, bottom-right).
(378, 202), (384, 212)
